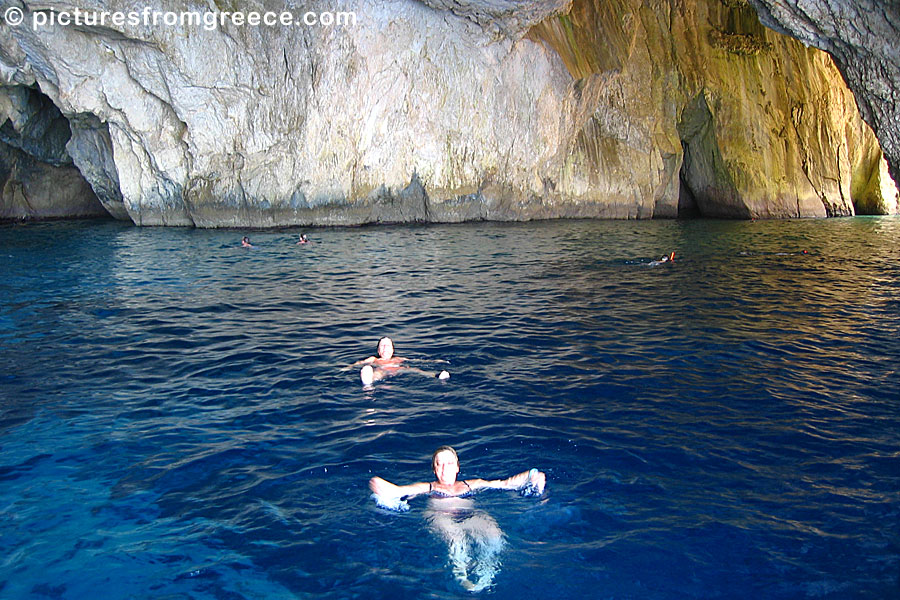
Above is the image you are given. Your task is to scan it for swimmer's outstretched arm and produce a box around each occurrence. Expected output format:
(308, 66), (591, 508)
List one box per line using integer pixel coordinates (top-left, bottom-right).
(402, 358), (450, 365)
(349, 356), (377, 368)
(468, 469), (546, 495)
(400, 366), (451, 380)
(369, 476), (431, 500)
(338, 358), (375, 372)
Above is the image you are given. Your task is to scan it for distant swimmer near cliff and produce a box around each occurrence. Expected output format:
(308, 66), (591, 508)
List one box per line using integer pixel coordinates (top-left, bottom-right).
(649, 251), (675, 266)
(352, 337), (449, 386)
(241, 236), (253, 248)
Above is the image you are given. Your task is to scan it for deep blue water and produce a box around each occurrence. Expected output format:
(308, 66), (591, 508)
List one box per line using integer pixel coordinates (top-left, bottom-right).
(1, 217), (899, 599)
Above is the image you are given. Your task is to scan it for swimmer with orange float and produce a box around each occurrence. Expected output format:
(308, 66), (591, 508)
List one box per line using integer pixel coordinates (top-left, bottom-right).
(353, 337), (449, 386)
(369, 445), (546, 591)
(649, 251), (675, 266)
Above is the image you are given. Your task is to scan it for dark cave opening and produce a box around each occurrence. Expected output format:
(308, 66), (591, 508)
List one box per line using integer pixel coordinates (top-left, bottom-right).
(0, 85), (113, 222)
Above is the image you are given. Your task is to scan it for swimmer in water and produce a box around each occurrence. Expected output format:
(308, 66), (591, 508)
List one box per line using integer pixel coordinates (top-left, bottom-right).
(297, 234), (310, 245)
(369, 446), (546, 592)
(354, 337), (449, 385)
(648, 251), (675, 266)
(241, 236), (253, 248)
(356, 336), (404, 369)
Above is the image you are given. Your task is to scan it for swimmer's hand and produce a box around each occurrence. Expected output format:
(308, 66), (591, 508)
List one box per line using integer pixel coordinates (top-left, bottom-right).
(369, 476), (395, 498)
(520, 468), (546, 497)
(371, 493), (409, 512)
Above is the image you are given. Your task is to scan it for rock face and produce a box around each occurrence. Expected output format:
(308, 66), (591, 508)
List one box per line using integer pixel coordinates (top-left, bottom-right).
(749, 0), (900, 215)
(0, 0), (896, 225)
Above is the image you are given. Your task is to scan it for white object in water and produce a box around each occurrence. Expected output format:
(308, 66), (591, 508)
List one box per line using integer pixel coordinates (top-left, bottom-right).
(372, 493), (409, 512)
(360, 365), (375, 386)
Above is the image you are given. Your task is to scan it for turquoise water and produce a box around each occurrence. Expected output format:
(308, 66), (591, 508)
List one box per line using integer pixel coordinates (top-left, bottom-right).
(1, 217), (899, 598)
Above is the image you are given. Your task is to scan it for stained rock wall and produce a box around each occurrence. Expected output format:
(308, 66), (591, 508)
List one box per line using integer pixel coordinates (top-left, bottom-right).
(749, 0), (900, 215)
(528, 0), (896, 218)
(0, 0), (895, 225)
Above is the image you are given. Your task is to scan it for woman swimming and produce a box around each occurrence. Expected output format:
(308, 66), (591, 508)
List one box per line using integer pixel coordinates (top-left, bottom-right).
(369, 446), (546, 591)
(369, 445), (545, 503)
(354, 337), (449, 385)
(355, 336), (405, 369)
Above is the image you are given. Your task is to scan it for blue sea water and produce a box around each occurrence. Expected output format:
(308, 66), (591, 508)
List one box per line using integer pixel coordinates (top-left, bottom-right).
(1, 217), (899, 599)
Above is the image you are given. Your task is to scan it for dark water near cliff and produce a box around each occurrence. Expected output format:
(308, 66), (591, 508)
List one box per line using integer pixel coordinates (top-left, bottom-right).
(1, 217), (899, 599)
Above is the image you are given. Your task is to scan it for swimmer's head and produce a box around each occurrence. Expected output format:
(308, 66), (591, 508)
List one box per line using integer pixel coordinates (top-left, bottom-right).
(432, 445), (460, 484)
(376, 337), (394, 359)
(432, 445), (458, 471)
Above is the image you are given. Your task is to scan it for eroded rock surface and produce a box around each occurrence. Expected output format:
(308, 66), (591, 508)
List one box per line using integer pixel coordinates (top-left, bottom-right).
(0, 0), (895, 225)
(749, 0), (900, 212)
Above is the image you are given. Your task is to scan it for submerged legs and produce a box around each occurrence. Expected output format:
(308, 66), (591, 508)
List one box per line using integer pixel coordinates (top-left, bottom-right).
(428, 510), (505, 592)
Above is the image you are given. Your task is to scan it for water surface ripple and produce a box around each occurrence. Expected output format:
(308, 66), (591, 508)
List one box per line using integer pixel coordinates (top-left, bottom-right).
(1, 218), (899, 599)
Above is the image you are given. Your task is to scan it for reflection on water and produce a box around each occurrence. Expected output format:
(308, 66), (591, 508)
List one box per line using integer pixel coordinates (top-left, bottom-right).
(1, 217), (899, 599)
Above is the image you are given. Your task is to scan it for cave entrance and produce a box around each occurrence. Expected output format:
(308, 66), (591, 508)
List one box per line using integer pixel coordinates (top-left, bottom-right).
(0, 85), (116, 222)
(676, 92), (749, 219)
(677, 168), (701, 218)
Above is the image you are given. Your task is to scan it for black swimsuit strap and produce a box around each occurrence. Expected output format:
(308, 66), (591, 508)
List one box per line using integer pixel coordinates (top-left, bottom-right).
(429, 481), (471, 497)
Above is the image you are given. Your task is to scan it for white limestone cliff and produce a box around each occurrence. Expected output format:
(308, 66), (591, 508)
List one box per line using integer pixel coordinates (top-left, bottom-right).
(0, 0), (896, 225)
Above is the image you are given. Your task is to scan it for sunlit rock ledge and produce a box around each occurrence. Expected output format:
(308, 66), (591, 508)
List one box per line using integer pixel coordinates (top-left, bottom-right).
(0, 0), (897, 226)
